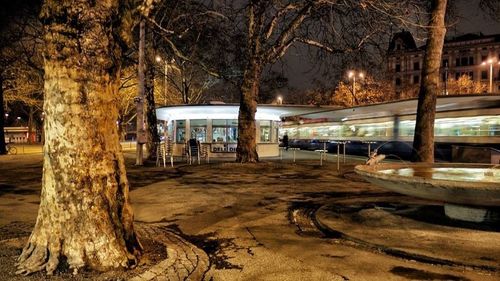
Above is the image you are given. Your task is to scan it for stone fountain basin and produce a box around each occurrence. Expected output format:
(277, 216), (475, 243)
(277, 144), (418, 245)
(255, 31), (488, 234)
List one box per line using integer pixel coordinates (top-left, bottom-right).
(354, 163), (500, 207)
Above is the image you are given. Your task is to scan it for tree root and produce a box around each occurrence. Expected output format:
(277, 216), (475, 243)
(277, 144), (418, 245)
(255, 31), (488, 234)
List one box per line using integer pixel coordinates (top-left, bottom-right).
(16, 241), (60, 276)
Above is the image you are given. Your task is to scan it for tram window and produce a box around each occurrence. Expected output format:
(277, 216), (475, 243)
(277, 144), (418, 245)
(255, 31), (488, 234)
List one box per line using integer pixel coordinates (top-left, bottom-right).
(190, 119), (207, 142)
(175, 120), (186, 143)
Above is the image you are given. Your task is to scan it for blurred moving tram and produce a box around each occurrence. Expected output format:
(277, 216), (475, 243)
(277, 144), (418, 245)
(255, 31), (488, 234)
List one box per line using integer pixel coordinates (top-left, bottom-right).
(280, 95), (500, 163)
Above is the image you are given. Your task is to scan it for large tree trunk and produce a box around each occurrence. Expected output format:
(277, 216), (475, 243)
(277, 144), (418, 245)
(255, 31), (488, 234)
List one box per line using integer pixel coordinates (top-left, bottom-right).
(16, 0), (141, 275)
(0, 74), (6, 155)
(411, 0), (447, 163)
(236, 59), (262, 163)
(145, 62), (159, 160)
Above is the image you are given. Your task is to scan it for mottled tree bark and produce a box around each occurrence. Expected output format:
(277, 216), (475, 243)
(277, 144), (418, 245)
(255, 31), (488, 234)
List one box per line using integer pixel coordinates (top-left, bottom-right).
(0, 74), (6, 154)
(411, 0), (447, 163)
(145, 62), (159, 160)
(16, 0), (141, 275)
(236, 58), (262, 163)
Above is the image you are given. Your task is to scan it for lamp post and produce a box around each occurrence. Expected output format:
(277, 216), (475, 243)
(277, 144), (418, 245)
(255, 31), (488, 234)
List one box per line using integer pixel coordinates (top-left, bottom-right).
(443, 61), (449, 95)
(481, 58), (498, 93)
(347, 70), (364, 104)
(155, 56), (178, 106)
(277, 95), (283, 105)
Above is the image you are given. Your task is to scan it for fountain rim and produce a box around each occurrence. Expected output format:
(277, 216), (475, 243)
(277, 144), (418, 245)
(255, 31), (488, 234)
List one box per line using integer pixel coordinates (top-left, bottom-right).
(354, 162), (499, 191)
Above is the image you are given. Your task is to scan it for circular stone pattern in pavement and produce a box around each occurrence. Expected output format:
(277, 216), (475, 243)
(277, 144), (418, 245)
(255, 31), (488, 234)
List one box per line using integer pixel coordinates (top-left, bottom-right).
(316, 203), (500, 272)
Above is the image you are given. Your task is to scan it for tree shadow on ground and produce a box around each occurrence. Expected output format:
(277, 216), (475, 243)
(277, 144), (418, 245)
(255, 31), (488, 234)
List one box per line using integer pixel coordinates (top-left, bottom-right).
(163, 224), (243, 270)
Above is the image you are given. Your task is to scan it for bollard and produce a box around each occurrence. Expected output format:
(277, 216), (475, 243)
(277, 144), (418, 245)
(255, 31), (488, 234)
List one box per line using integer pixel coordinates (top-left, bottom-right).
(343, 142), (346, 163)
(323, 142), (327, 162)
(337, 142), (340, 171)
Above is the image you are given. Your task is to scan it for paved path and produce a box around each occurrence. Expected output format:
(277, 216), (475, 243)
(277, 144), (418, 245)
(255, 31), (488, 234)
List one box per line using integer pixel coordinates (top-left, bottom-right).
(0, 155), (498, 280)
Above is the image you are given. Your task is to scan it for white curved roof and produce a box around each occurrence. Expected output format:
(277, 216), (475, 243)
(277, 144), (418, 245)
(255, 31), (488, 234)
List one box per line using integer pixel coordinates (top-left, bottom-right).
(156, 104), (336, 121)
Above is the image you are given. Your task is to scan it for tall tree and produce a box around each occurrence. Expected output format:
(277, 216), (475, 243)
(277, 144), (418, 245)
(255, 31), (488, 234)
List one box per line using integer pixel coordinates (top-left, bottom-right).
(411, 0), (448, 162)
(145, 57), (160, 159)
(16, 0), (142, 275)
(236, 1), (315, 162)
(234, 0), (409, 162)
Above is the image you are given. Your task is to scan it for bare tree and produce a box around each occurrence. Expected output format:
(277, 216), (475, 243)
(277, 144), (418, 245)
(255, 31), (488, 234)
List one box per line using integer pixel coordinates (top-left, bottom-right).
(0, 0), (43, 152)
(233, 0), (419, 162)
(411, 0), (448, 163)
(147, 0), (229, 104)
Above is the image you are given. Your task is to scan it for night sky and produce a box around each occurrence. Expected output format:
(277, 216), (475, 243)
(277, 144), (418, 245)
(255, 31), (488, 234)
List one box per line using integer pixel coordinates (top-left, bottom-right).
(1, 0), (498, 90)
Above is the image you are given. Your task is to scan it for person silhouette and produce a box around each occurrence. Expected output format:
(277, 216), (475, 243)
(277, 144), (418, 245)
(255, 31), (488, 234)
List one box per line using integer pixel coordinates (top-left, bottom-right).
(283, 133), (289, 151)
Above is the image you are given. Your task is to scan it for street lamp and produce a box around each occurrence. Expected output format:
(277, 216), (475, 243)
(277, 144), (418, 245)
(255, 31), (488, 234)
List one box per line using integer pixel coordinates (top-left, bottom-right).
(347, 70), (364, 102)
(277, 95), (283, 105)
(481, 58), (498, 93)
(156, 56), (177, 106)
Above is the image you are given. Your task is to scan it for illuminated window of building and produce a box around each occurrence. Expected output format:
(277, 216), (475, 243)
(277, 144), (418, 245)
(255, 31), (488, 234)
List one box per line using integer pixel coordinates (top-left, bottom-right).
(259, 120), (271, 143)
(190, 119), (207, 142)
(212, 119), (238, 143)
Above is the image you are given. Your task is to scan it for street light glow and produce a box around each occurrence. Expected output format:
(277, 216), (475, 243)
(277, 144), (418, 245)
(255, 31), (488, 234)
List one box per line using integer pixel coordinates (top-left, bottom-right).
(277, 96), (283, 105)
(481, 58), (497, 93)
(155, 55), (162, 63)
(346, 70), (365, 103)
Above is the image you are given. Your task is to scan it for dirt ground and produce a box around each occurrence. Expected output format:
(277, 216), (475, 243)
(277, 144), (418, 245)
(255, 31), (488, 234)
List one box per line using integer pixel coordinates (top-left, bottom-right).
(0, 153), (499, 280)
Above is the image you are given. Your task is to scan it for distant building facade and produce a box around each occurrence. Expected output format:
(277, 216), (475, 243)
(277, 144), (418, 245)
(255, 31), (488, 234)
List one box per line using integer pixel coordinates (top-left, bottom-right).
(387, 31), (500, 97)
